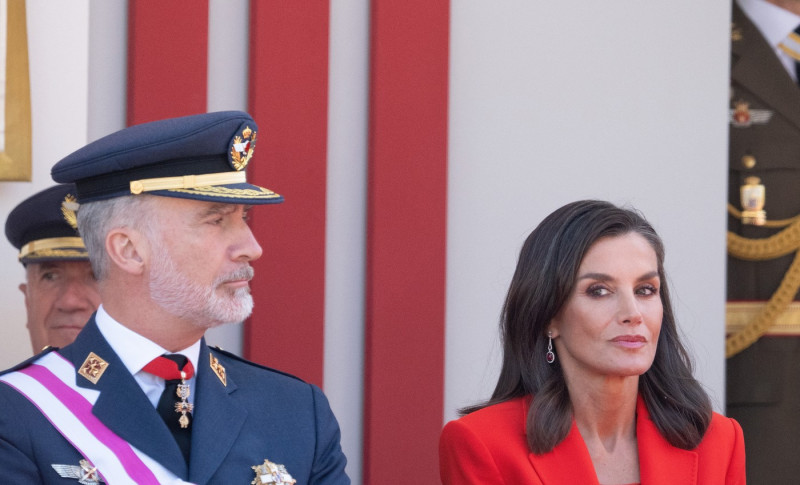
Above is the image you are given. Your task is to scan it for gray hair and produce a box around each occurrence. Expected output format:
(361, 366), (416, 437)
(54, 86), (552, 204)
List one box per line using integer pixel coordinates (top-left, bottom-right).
(76, 195), (158, 281)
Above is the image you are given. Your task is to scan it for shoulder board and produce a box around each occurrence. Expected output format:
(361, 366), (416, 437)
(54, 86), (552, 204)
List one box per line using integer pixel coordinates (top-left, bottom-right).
(209, 346), (306, 383)
(0, 346), (59, 377)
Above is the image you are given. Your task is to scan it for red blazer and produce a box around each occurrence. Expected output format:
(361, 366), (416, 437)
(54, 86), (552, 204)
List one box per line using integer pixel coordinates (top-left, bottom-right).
(440, 396), (745, 484)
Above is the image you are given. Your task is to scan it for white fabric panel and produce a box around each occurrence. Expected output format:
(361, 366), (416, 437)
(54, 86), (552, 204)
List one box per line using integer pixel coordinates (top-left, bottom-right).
(445, 1), (732, 422)
(88, 0), (127, 142)
(325, 1), (370, 483)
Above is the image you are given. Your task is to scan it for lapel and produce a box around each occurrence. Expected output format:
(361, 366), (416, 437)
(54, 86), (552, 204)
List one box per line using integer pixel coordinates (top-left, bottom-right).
(187, 342), (247, 484)
(529, 420), (600, 485)
(731, 4), (800, 132)
(636, 397), (698, 485)
(60, 317), (189, 480)
(527, 396), (698, 485)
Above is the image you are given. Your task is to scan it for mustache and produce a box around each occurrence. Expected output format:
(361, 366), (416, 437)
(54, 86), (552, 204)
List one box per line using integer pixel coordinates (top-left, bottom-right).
(216, 265), (255, 285)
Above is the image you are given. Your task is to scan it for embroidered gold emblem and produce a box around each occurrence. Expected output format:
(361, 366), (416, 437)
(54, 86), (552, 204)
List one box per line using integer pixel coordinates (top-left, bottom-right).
(210, 353), (227, 386)
(230, 126), (257, 171)
(61, 194), (79, 229)
(167, 185), (280, 199)
(251, 459), (296, 485)
(78, 352), (109, 384)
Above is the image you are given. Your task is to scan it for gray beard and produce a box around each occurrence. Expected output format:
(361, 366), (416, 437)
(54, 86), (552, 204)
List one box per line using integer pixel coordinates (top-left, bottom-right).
(148, 248), (255, 328)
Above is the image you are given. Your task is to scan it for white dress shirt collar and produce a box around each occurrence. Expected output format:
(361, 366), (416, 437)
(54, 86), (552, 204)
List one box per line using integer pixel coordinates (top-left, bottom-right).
(94, 304), (201, 375)
(738, 0), (800, 47)
(94, 305), (202, 408)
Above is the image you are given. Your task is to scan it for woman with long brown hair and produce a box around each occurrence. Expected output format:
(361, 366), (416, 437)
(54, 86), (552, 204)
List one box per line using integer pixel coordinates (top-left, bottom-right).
(440, 200), (745, 484)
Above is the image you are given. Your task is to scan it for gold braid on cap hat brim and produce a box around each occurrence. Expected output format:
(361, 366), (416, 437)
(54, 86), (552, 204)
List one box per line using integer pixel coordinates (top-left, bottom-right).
(726, 203), (800, 357)
(129, 171), (247, 195)
(19, 237), (86, 260)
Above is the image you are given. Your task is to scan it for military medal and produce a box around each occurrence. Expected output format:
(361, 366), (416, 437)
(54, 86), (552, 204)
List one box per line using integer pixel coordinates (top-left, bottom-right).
(251, 459), (296, 485)
(51, 459), (104, 484)
(740, 176), (766, 226)
(175, 369), (193, 428)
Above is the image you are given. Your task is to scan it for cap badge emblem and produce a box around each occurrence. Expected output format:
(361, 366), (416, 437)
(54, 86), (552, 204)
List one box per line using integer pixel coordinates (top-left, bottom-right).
(61, 194), (79, 230)
(230, 126), (257, 171)
(251, 459), (296, 485)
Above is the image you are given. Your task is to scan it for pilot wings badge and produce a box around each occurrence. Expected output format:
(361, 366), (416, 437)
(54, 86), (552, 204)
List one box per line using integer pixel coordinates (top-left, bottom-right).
(729, 100), (773, 128)
(251, 458), (296, 485)
(51, 459), (104, 484)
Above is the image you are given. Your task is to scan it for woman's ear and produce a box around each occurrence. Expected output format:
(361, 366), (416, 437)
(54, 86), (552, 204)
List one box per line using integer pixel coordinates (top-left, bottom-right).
(106, 228), (146, 275)
(547, 321), (560, 339)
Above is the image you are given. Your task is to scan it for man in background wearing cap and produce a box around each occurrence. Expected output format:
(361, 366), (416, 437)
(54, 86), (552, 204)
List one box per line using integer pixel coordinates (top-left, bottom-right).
(0, 111), (349, 484)
(5, 184), (100, 353)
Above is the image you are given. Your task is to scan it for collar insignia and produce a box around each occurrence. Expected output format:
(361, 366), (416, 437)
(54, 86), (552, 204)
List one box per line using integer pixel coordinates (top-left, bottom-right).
(731, 22), (742, 42)
(251, 459), (296, 485)
(210, 353), (227, 386)
(78, 352), (109, 384)
(51, 459), (104, 484)
(230, 125), (257, 171)
(61, 194), (79, 230)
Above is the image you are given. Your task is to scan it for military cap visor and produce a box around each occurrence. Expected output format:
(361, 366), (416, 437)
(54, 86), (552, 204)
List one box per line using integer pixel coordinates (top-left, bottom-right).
(51, 111), (283, 205)
(5, 184), (88, 264)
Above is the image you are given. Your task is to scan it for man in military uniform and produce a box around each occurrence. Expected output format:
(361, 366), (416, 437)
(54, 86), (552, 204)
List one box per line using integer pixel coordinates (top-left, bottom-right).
(5, 184), (100, 353)
(0, 111), (349, 484)
(727, 1), (800, 482)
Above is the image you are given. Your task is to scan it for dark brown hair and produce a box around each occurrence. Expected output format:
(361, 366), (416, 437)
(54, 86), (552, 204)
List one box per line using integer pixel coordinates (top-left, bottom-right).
(462, 200), (711, 453)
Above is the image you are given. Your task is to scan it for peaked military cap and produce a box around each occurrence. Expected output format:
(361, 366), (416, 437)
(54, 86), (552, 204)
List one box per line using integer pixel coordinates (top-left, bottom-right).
(51, 110), (283, 205)
(5, 184), (88, 265)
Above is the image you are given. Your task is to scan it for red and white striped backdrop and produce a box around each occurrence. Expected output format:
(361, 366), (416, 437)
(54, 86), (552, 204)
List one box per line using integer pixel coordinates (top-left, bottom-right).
(2, 3), (734, 484)
(126, 2), (448, 483)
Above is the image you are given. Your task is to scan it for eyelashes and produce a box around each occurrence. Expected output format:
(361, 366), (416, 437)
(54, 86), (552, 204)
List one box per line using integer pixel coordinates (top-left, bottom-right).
(584, 283), (659, 298)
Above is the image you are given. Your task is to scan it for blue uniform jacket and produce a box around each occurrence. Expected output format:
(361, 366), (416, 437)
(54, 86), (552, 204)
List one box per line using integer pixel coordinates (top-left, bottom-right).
(0, 317), (349, 484)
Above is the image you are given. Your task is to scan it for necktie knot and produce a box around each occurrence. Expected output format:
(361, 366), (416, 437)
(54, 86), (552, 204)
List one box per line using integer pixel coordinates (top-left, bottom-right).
(143, 354), (194, 381)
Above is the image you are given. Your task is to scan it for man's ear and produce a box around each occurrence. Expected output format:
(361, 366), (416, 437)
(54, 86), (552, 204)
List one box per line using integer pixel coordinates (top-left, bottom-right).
(106, 228), (146, 275)
(19, 282), (29, 310)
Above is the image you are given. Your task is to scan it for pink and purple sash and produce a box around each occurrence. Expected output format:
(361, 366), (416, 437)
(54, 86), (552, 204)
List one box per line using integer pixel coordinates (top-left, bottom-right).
(0, 351), (193, 484)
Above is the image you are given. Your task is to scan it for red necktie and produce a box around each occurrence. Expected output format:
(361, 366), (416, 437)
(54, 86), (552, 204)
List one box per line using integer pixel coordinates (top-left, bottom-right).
(143, 354), (195, 380)
(143, 354), (194, 462)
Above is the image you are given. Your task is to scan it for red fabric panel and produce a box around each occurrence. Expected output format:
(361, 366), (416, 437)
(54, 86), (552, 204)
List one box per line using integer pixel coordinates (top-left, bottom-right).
(364, 1), (450, 482)
(127, 1), (208, 125)
(244, 3), (330, 388)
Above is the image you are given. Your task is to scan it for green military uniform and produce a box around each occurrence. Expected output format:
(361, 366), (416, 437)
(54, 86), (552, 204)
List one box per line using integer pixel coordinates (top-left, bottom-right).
(726, 4), (800, 484)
